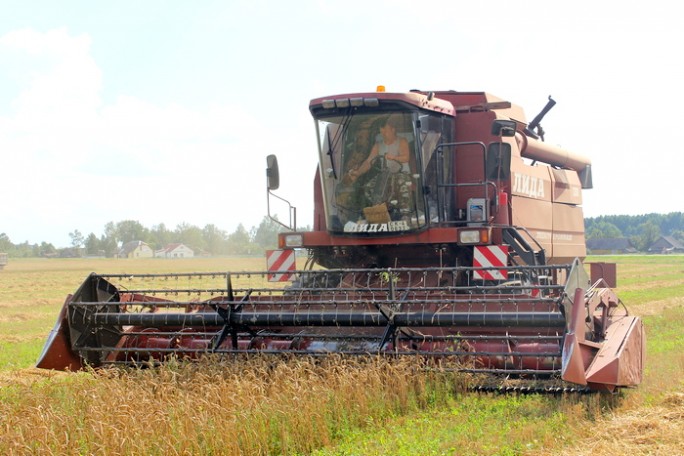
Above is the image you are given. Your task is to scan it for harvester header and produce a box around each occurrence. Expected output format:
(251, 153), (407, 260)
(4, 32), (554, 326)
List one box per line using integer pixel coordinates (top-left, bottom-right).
(38, 87), (644, 392)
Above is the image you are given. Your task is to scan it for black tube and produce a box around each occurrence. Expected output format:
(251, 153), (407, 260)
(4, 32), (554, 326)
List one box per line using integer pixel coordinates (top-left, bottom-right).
(92, 310), (565, 328)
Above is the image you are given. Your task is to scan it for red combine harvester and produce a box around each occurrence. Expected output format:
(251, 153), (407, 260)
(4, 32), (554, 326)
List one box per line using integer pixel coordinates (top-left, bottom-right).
(38, 88), (644, 392)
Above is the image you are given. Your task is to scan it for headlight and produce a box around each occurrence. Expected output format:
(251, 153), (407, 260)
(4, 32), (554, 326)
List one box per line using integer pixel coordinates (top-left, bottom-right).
(283, 234), (303, 248)
(459, 230), (481, 244)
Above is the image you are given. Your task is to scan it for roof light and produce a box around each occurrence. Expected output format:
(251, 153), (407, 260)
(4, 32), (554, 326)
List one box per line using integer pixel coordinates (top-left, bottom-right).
(377, 85), (386, 92)
(335, 98), (350, 108)
(364, 98), (379, 107)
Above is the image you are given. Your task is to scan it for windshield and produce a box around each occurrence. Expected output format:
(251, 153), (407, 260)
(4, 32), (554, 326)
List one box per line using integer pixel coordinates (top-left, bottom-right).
(315, 109), (449, 234)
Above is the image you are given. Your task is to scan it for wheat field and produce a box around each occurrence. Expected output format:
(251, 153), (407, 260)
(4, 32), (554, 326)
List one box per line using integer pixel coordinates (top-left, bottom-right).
(0, 256), (683, 455)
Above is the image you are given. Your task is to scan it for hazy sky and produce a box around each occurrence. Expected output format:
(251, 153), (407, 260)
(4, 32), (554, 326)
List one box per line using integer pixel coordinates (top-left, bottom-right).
(0, 0), (680, 247)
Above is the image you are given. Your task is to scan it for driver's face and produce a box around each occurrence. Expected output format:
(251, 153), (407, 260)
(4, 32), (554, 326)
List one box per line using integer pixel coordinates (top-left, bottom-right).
(380, 123), (395, 141)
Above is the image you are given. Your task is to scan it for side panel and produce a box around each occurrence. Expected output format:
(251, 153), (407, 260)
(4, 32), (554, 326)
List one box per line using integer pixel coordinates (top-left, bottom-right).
(550, 165), (585, 262)
(510, 194), (553, 258)
(552, 203), (586, 262)
(453, 111), (493, 210)
(509, 161), (553, 261)
(551, 168), (583, 206)
(509, 151), (586, 264)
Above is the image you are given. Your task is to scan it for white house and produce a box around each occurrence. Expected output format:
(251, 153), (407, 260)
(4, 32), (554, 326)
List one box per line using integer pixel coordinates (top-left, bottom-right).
(156, 243), (194, 258)
(119, 241), (154, 259)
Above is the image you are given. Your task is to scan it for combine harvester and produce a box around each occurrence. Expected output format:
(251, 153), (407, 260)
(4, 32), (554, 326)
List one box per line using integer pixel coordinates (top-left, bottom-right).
(38, 88), (644, 392)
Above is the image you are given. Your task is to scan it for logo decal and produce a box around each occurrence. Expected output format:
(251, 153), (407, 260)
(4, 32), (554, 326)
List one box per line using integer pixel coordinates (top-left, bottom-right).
(343, 221), (410, 233)
(512, 172), (545, 198)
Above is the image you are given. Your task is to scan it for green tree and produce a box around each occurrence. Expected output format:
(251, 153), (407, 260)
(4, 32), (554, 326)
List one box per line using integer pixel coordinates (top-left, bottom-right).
(102, 220), (149, 247)
(0, 233), (11, 253)
(203, 224), (227, 255)
(151, 223), (174, 250)
(103, 221), (117, 245)
(84, 233), (101, 256)
(586, 221), (622, 240)
(115, 220), (150, 245)
(13, 241), (34, 258)
(39, 241), (56, 257)
(227, 224), (253, 255)
(175, 222), (204, 252)
(252, 216), (285, 251)
(99, 234), (118, 257)
(634, 221), (661, 251)
(69, 229), (84, 249)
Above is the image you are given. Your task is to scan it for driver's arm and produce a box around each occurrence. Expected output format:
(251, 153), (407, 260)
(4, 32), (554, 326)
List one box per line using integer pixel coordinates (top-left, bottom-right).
(349, 145), (378, 180)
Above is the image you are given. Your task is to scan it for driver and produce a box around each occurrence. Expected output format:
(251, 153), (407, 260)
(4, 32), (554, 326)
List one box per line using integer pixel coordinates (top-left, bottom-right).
(347, 114), (410, 182)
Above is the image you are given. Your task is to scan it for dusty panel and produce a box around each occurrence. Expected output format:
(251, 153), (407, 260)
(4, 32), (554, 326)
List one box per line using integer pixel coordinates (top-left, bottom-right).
(552, 203), (586, 262)
(452, 110), (495, 210)
(510, 160), (553, 205)
(550, 168), (583, 205)
(509, 194), (553, 257)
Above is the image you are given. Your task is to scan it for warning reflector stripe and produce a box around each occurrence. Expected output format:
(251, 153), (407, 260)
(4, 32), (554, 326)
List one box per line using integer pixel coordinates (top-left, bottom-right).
(473, 246), (508, 281)
(267, 249), (296, 282)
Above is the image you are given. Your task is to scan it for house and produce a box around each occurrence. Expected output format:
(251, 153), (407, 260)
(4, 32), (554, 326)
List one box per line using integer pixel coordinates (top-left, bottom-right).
(119, 241), (154, 259)
(156, 243), (194, 258)
(647, 236), (684, 254)
(586, 237), (637, 255)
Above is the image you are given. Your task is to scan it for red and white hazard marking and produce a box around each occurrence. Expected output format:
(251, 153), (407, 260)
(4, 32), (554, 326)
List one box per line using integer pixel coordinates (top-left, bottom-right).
(473, 246), (509, 281)
(266, 249), (296, 282)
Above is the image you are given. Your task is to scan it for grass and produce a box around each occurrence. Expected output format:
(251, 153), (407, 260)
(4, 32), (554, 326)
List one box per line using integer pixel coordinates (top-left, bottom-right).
(309, 255), (684, 455)
(0, 356), (468, 455)
(310, 394), (591, 455)
(310, 306), (684, 455)
(596, 255), (684, 306)
(0, 255), (683, 455)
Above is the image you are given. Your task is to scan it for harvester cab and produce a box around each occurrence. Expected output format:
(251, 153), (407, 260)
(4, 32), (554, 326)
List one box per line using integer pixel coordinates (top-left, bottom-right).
(272, 89), (594, 273)
(38, 87), (644, 393)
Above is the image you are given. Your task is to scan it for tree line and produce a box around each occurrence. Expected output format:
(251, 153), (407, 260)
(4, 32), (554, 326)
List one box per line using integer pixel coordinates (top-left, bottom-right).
(585, 212), (684, 251)
(2, 212), (683, 258)
(0, 217), (289, 258)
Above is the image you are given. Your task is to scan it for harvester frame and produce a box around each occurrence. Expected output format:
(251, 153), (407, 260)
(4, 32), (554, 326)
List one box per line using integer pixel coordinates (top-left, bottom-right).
(37, 87), (644, 392)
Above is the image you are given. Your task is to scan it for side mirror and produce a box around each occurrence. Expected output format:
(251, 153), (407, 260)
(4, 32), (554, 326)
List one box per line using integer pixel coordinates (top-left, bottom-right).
(266, 154), (296, 230)
(491, 119), (517, 137)
(266, 154), (280, 191)
(486, 143), (511, 180)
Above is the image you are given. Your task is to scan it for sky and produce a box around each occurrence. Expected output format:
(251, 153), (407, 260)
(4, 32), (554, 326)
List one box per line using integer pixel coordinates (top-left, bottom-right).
(0, 0), (681, 247)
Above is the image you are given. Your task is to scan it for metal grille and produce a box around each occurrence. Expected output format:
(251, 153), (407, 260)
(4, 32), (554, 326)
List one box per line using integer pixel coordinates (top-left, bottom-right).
(66, 265), (572, 376)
